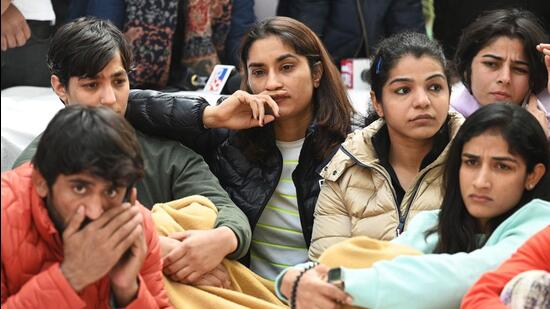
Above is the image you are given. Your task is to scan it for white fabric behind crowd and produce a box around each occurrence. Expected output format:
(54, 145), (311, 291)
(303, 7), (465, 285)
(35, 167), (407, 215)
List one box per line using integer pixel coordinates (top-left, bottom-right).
(1, 87), (370, 172)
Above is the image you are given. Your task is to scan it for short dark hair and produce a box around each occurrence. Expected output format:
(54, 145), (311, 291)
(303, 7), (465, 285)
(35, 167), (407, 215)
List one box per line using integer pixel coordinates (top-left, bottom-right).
(367, 32), (450, 124)
(455, 9), (549, 95)
(430, 103), (550, 254)
(32, 105), (144, 188)
(47, 16), (133, 86)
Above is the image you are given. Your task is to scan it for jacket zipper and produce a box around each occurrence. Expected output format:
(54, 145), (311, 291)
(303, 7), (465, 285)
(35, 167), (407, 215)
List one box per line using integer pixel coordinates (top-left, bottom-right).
(340, 146), (401, 230)
(397, 173), (427, 236)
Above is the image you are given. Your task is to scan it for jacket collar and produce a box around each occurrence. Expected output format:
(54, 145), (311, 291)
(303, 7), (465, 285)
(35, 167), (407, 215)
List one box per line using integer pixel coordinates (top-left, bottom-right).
(320, 112), (464, 181)
(450, 83), (482, 118)
(372, 118), (450, 172)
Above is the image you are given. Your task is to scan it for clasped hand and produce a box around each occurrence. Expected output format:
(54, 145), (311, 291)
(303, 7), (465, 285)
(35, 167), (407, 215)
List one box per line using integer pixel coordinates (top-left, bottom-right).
(160, 227), (236, 288)
(60, 201), (146, 306)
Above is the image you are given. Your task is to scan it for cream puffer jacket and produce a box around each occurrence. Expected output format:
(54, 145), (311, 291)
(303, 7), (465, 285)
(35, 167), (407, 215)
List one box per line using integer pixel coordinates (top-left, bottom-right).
(309, 113), (464, 261)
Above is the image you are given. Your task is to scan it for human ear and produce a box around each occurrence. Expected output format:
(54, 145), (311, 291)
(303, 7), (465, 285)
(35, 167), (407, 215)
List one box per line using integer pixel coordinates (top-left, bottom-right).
(525, 163), (546, 190)
(32, 169), (50, 198)
(312, 61), (323, 88)
(51, 75), (69, 105)
(371, 91), (384, 118)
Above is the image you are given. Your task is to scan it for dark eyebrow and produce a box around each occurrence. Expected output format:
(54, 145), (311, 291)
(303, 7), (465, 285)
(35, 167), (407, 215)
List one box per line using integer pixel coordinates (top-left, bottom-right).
(462, 153), (519, 163)
(248, 53), (299, 68)
(79, 69), (127, 80)
(111, 70), (128, 78)
(67, 179), (93, 186)
(426, 73), (446, 81)
(388, 73), (445, 85)
(388, 77), (413, 85)
(481, 54), (529, 67)
(275, 53), (298, 62)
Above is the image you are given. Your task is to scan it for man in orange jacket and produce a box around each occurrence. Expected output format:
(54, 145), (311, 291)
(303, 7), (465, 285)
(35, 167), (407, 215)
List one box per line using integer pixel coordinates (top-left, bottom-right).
(1, 105), (172, 308)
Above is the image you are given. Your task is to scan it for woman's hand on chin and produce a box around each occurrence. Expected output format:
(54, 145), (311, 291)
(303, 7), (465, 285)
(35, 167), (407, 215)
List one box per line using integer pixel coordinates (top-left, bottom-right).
(202, 90), (282, 130)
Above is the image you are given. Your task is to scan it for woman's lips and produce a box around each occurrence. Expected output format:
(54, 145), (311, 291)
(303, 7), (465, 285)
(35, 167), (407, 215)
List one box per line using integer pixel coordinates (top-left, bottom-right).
(489, 92), (511, 101)
(272, 95), (290, 103)
(410, 114), (435, 124)
(468, 194), (494, 203)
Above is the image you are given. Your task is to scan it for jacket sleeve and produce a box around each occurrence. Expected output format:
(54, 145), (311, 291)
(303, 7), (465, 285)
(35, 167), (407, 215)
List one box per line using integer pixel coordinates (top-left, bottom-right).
(11, 135), (41, 169)
(165, 144), (251, 259)
(126, 208), (172, 309)
(386, 0), (426, 35)
(1, 262), (87, 309)
(126, 89), (229, 158)
(308, 179), (352, 261)
(461, 226), (550, 309)
(340, 206), (550, 309)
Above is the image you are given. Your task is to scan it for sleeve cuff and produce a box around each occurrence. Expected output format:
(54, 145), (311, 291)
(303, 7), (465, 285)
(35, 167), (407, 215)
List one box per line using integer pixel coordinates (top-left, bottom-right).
(217, 224), (246, 260)
(50, 263), (87, 308)
(343, 267), (379, 308)
(125, 275), (155, 309)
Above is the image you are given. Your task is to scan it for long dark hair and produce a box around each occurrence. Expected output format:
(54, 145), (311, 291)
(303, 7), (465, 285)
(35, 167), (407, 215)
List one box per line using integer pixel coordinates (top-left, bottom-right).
(429, 103), (550, 254)
(236, 16), (354, 163)
(366, 32), (451, 125)
(455, 9), (549, 96)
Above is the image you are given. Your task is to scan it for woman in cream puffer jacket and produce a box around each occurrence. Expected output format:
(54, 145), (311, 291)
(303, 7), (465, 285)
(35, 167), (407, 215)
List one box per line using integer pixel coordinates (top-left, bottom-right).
(309, 112), (463, 261)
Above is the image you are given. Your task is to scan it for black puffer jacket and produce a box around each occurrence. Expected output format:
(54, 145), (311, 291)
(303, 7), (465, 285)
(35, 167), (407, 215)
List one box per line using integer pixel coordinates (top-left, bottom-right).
(126, 90), (364, 265)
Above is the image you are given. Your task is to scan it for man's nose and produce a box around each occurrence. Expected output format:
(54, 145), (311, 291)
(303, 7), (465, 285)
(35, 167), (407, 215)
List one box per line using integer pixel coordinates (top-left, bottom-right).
(84, 196), (105, 220)
(100, 86), (117, 107)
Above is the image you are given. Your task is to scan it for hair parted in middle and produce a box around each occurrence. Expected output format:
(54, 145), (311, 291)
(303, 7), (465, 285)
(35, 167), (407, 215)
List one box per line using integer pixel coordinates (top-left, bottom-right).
(237, 16), (355, 162)
(366, 31), (451, 125)
(428, 103), (550, 254)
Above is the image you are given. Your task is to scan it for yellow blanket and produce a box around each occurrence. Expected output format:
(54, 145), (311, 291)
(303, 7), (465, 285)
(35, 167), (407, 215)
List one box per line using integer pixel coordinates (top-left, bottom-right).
(318, 236), (422, 309)
(151, 195), (286, 309)
(152, 195), (422, 309)
(319, 236), (422, 268)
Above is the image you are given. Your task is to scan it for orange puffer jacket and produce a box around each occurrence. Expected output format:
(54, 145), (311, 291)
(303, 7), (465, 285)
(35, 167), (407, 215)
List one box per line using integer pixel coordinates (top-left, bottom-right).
(1, 163), (172, 309)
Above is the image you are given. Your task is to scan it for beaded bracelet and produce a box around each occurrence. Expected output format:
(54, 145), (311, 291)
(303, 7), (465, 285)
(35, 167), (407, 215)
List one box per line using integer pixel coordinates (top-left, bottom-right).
(290, 262), (319, 309)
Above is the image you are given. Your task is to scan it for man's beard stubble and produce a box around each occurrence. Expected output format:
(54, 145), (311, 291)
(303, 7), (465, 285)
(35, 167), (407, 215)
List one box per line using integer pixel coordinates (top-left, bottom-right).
(45, 194), (92, 234)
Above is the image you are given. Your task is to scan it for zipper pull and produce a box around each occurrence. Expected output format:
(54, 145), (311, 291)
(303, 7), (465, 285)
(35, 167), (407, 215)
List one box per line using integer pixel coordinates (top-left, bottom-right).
(396, 221), (405, 237)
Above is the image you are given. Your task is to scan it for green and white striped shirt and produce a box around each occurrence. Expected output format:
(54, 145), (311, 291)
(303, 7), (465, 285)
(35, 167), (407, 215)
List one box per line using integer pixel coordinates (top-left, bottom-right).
(250, 138), (308, 281)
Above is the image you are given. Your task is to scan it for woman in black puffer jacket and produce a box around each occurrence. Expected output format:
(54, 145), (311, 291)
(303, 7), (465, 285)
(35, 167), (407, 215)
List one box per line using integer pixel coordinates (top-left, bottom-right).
(126, 16), (365, 279)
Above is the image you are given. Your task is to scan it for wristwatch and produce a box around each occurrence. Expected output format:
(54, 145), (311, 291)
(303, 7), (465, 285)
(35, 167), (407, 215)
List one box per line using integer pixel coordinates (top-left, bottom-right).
(327, 267), (345, 289)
